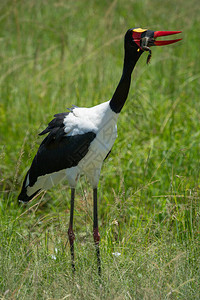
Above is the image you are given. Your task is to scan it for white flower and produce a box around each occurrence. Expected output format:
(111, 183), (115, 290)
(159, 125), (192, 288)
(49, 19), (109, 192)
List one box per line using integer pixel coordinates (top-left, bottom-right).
(112, 252), (121, 257)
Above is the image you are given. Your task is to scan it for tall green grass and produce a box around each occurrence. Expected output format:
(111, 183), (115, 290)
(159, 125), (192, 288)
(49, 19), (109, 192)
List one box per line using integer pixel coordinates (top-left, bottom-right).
(0, 0), (200, 299)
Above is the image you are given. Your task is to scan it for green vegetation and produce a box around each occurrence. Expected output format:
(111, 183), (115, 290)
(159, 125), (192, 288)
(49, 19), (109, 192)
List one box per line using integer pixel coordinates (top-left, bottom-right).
(0, 0), (200, 299)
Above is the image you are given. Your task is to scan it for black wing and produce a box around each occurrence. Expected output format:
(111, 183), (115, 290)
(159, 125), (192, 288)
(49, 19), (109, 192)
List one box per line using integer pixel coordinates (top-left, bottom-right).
(28, 131), (96, 187)
(18, 112), (96, 202)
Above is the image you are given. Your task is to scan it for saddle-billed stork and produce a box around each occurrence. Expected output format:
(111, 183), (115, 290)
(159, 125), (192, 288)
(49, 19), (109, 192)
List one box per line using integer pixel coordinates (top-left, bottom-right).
(18, 28), (181, 275)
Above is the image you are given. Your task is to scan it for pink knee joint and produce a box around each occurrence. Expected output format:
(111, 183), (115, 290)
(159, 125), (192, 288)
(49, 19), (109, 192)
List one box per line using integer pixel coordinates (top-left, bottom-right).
(68, 226), (75, 246)
(93, 227), (100, 244)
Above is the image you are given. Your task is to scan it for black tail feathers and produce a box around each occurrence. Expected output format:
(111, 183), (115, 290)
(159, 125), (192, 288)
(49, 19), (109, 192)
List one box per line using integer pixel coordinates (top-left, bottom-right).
(18, 188), (40, 203)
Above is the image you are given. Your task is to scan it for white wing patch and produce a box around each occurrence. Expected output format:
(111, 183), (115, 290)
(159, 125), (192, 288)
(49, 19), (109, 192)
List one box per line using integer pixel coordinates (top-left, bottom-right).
(63, 109), (97, 136)
(27, 170), (66, 197)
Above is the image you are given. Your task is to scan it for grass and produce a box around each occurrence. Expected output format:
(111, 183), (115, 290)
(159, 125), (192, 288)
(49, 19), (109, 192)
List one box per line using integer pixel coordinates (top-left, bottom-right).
(0, 0), (200, 299)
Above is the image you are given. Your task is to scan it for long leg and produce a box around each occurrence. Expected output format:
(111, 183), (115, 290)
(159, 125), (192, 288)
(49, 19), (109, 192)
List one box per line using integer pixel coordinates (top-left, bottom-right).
(68, 188), (75, 273)
(93, 188), (101, 276)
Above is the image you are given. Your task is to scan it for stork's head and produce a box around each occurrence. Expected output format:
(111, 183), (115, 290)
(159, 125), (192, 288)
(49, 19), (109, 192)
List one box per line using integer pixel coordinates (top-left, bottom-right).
(125, 27), (182, 63)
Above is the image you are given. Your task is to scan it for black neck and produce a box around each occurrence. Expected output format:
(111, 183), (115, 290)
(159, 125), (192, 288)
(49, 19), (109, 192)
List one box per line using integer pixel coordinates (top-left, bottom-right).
(109, 47), (142, 113)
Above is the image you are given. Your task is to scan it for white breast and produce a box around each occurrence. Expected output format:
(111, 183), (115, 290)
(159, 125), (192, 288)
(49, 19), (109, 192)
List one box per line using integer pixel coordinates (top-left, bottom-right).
(64, 101), (118, 187)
